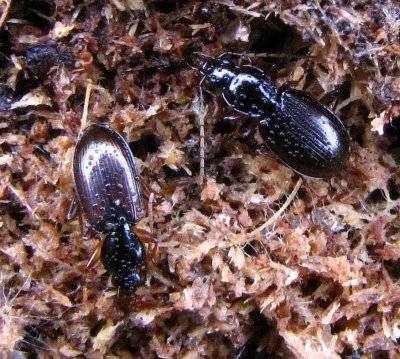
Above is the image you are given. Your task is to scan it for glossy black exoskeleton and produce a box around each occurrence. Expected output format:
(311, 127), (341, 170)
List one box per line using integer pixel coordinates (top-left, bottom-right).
(73, 124), (146, 293)
(201, 56), (350, 178)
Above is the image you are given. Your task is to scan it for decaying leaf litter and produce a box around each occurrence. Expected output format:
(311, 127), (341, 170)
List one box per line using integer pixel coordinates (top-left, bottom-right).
(0, 0), (400, 358)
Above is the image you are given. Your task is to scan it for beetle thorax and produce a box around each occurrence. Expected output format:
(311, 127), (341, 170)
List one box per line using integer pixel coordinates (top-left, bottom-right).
(208, 67), (235, 86)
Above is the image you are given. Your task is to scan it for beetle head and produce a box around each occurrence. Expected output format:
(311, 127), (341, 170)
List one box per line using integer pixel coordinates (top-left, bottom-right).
(112, 269), (143, 293)
(200, 57), (236, 87)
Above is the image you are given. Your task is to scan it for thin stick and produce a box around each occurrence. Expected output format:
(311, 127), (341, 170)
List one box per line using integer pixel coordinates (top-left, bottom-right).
(80, 80), (92, 133)
(148, 192), (154, 236)
(86, 241), (102, 268)
(0, 0), (12, 29)
(148, 192), (158, 261)
(199, 112), (205, 186)
(198, 88), (206, 186)
(250, 178), (302, 235)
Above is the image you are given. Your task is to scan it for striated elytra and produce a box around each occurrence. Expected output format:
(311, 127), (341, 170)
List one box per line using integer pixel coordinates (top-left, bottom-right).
(201, 56), (350, 178)
(73, 124), (145, 293)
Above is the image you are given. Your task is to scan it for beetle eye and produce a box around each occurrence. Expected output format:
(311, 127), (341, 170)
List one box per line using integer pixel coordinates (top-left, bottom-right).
(221, 59), (231, 67)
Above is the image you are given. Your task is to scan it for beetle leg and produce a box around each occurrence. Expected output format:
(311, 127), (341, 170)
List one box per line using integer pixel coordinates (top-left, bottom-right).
(319, 86), (343, 109)
(218, 51), (236, 60)
(265, 63), (278, 81)
(144, 196), (163, 207)
(133, 227), (156, 244)
(78, 209), (88, 240)
(186, 61), (198, 71)
(146, 242), (158, 263)
(214, 114), (246, 136)
(277, 81), (293, 100)
(133, 227), (158, 263)
(82, 226), (97, 241)
(141, 180), (163, 206)
(217, 51), (247, 60)
(218, 51), (253, 66)
(199, 76), (215, 97)
(235, 118), (258, 139)
(66, 194), (89, 241)
(224, 114), (243, 122)
(140, 179), (153, 197)
(87, 239), (103, 268)
(193, 51), (213, 60)
(66, 194), (79, 221)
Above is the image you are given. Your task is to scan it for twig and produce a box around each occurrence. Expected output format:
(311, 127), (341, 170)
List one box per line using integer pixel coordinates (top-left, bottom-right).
(192, 92), (207, 186)
(250, 177), (302, 235)
(80, 80), (93, 133)
(148, 192), (158, 260)
(199, 106), (205, 185)
(196, 87), (207, 186)
(0, 0), (12, 29)
(86, 241), (102, 268)
(148, 192), (154, 235)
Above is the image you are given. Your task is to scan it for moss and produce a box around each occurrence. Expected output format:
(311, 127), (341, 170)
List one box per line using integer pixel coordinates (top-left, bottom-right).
(0, 0), (399, 357)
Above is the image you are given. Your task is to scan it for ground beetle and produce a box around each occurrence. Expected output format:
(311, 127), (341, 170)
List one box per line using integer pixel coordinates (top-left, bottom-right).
(200, 56), (350, 178)
(73, 124), (146, 293)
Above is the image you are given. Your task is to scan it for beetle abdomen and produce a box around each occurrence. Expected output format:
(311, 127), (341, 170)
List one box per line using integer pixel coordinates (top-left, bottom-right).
(259, 89), (350, 178)
(73, 124), (144, 231)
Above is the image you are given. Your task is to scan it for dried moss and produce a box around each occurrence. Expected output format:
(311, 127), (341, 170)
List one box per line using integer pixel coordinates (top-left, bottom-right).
(0, 0), (400, 358)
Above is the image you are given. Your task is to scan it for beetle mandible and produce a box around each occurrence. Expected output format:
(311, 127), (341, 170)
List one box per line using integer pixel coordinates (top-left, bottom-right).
(73, 124), (146, 293)
(200, 56), (350, 178)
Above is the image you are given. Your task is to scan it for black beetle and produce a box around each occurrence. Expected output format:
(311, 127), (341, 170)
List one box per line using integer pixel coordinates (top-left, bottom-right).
(200, 56), (350, 178)
(73, 124), (146, 293)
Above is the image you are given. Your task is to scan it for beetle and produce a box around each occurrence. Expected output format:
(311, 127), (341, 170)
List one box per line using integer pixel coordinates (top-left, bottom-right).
(200, 56), (350, 178)
(73, 124), (146, 293)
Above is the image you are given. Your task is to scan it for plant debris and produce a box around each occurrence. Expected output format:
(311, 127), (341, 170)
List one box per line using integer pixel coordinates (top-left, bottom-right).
(1, 0), (400, 358)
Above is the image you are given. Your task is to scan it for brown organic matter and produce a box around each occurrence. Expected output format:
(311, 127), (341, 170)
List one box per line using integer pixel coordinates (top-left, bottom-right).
(1, 1), (400, 358)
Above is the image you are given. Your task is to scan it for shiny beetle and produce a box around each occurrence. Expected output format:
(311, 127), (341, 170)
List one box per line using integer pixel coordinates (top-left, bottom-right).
(73, 124), (145, 293)
(201, 56), (350, 178)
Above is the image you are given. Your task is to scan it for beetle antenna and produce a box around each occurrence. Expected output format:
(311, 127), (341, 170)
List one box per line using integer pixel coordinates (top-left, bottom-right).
(193, 51), (213, 60)
(186, 61), (198, 71)
(188, 53), (210, 75)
